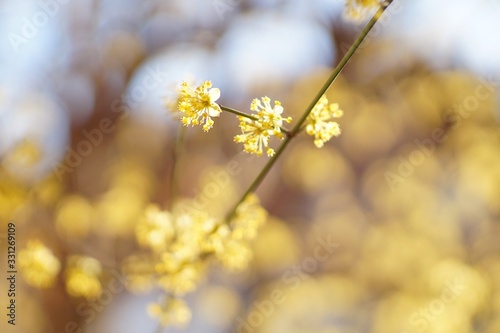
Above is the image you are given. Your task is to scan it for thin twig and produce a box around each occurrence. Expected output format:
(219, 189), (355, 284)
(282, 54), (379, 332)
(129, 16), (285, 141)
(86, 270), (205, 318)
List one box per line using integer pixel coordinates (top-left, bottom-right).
(220, 105), (293, 137)
(225, 2), (393, 221)
(220, 105), (258, 121)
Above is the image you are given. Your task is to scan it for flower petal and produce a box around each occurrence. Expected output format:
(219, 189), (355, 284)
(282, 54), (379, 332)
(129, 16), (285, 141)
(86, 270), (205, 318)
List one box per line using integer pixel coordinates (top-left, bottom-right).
(208, 88), (220, 102)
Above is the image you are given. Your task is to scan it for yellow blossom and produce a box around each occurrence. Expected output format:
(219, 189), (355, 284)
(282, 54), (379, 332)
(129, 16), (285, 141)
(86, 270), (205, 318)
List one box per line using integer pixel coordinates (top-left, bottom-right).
(157, 262), (204, 295)
(202, 224), (231, 253)
(65, 255), (102, 299)
(234, 97), (292, 156)
(156, 252), (184, 274)
(177, 81), (221, 131)
(216, 194), (267, 271)
(345, 0), (382, 20)
(305, 95), (343, 148)
(215, 239), (253, 271)
(19, 240), (61, 288)
(125, 196), (267, 324)
(174, 211), (217, 244)
(136, 204), (175, 252)
(148, 298), (191, 328)
(161, 211), (217, 263)
(160, 245), (201, 271)
(231, 193), (268, 241)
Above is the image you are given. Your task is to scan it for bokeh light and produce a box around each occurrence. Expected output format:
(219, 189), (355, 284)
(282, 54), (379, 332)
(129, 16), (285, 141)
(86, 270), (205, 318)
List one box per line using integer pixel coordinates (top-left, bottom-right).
(1, 1), (500, 333)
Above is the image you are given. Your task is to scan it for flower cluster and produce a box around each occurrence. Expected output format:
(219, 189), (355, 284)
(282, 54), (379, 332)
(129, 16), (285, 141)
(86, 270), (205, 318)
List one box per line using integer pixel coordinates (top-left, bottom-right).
(65, 255), (103, 299)
(234, 97), (292, 156)
(345, 0), (383, 20)
(218, 194), (267, 270)
(19, 241), (103, 300)
(170, 82), (344, 154)
(177, 81), (222, 132)
(136, 204), (175, 253)
(148, 298), (192, 328)
(305, 95), (343, 148)
(18, 240), (61, 288)
(124, 194), (267, 327)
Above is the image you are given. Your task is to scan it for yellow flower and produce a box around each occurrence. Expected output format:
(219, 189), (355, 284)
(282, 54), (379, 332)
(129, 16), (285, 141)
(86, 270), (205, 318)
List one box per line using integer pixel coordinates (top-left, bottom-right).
(177, 81), (221, 132)
(216, 239), (253, 271)
(216, 194), (268, 271)
(19, 240), (61, 288)
(345, 0), (382, 20)
(65, 255), (102, 299)
(148, 298), (191, 328)
(202, 224), (231, 253)
(157, 262), (204, 295)
(305, 95), (343, 148)
(126, 197), (267, 325)
(231, 193), (267, 241)
(136, 204), (175, 252)
(234, 97), (292, 156)
(165, 211), (218, 263)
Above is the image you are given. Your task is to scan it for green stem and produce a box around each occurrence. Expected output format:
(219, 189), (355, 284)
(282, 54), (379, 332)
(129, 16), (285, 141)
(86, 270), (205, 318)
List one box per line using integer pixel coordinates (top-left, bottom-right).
(220, 105), (258, 121)
(291, 1), (391, 134)
(220, 105), (293, 137)
(225, 2), (392, 220)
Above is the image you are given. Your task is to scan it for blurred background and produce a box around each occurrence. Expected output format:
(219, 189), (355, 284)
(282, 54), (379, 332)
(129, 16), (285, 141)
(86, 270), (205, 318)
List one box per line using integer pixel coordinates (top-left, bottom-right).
(1, 0), (500, 332)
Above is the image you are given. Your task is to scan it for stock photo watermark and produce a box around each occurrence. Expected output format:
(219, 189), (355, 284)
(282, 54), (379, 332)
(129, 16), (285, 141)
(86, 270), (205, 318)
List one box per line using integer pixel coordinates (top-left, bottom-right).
(51, 65), (169, 181)
(402, 277), (466, 333)
(175, 150), (259, 215)
(385, 75), (499, 190)
(4, 222), (17, 326)
(235, 235), (338, 332)
(8, 0), (70, 53)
